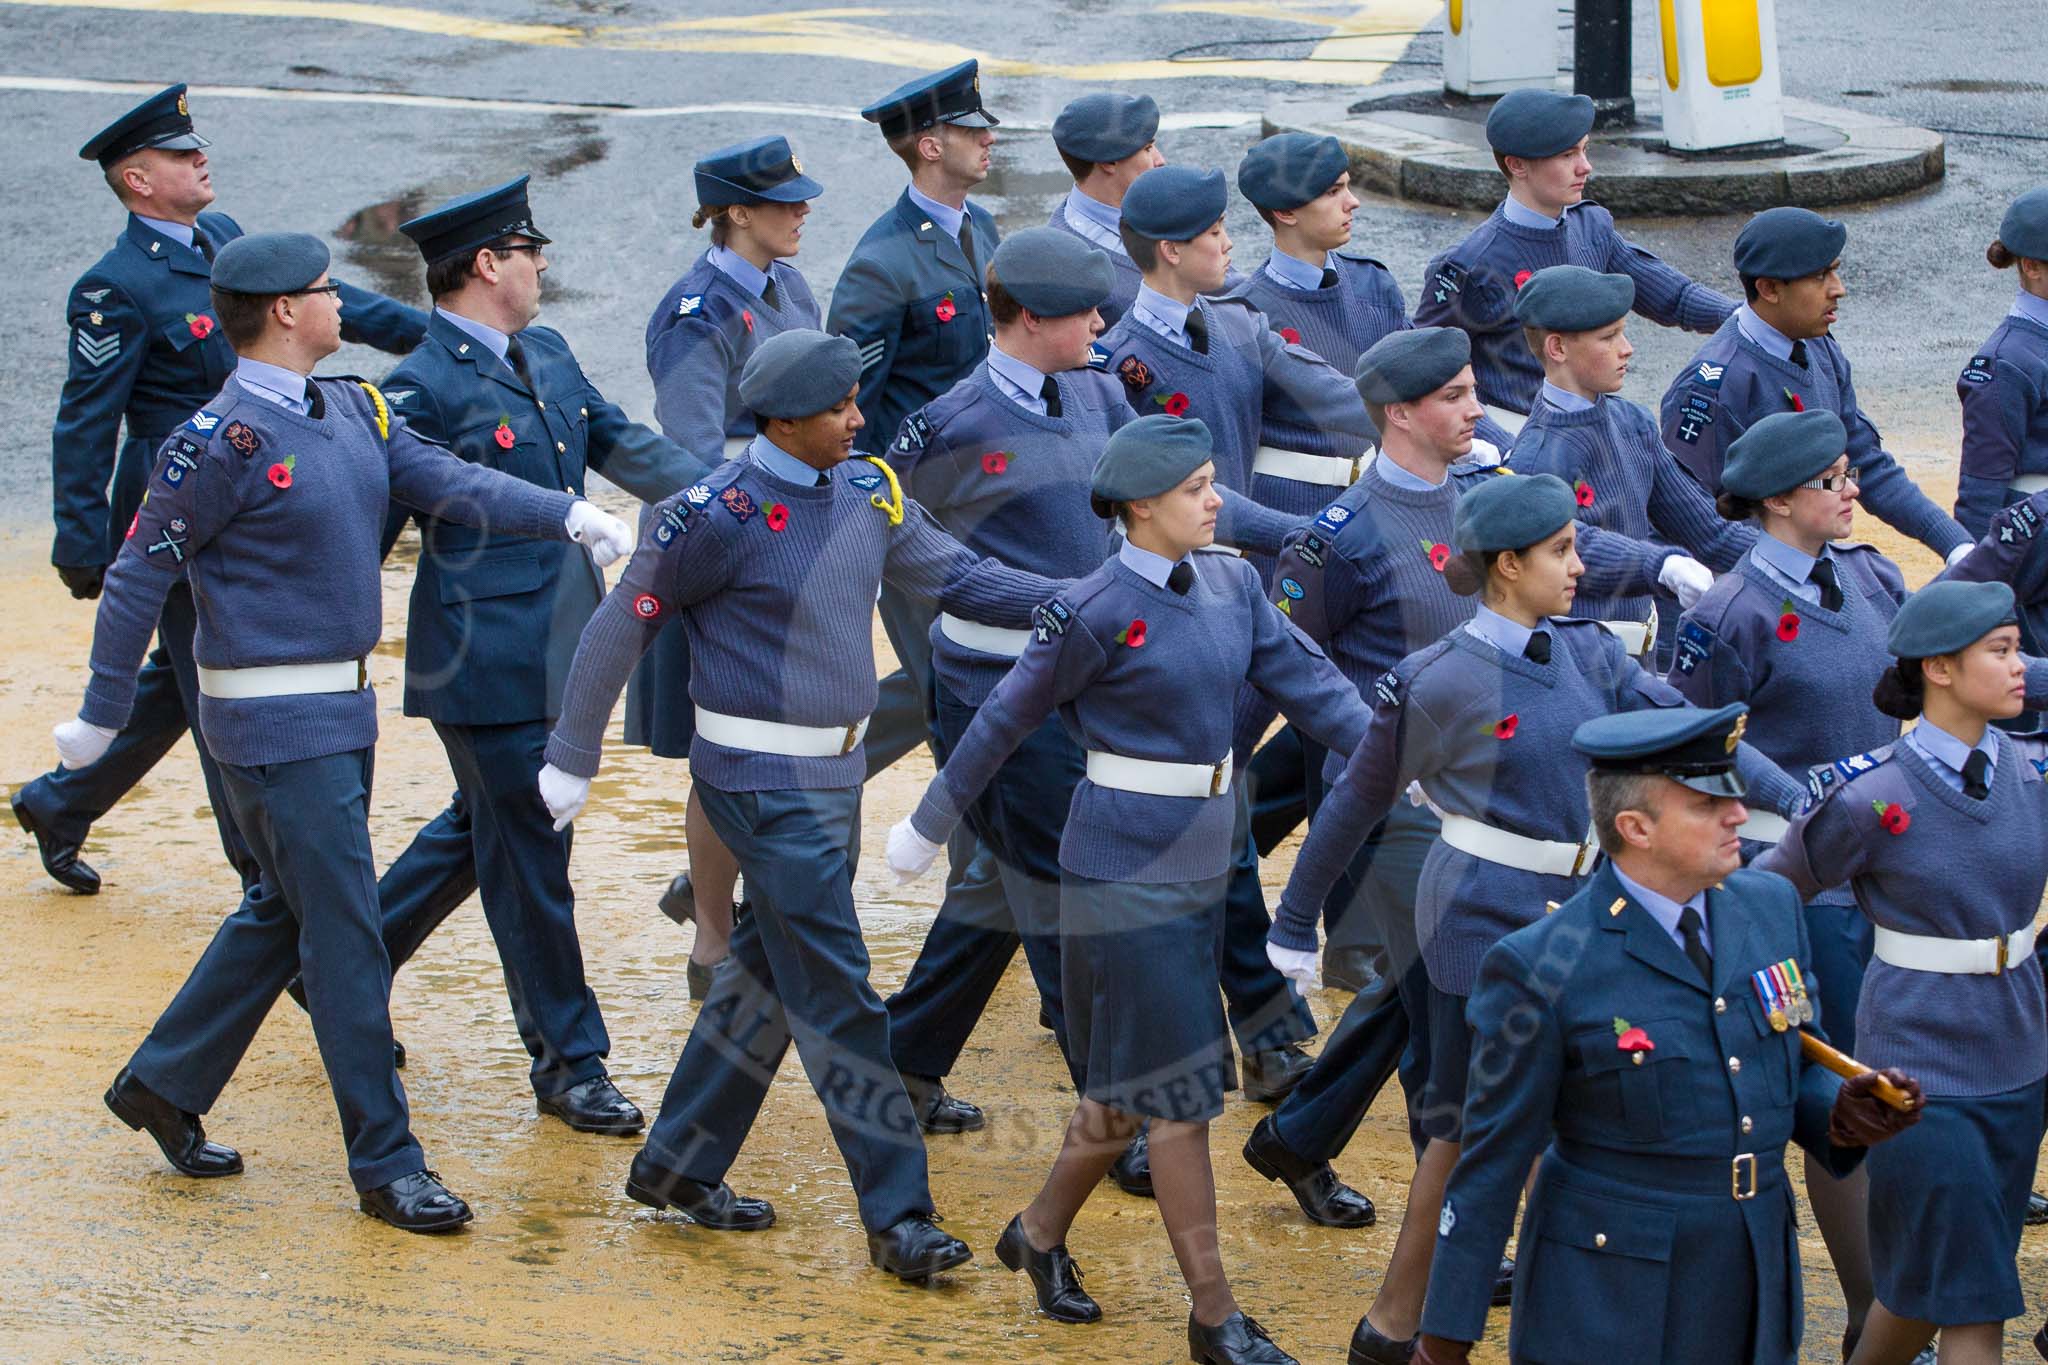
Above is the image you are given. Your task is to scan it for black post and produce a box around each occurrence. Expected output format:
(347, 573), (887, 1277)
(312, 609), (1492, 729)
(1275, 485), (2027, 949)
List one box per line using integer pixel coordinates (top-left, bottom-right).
(1574, 0), (1636, 128)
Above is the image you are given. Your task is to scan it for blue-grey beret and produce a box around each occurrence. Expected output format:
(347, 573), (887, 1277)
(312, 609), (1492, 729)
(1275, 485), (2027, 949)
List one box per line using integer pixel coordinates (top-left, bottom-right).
(1733, 206), (1846, 281)
(1571, 702), (1751, 799)
(1122, 166), (1228, 243)
(1513, 265), (1635, 332)
(1720, 409), (1849, 500)
(1485, 88), (1595, 160)
(1999, 187), (2048, 262)
(1091, 414), (1214, 515)
(400, 176), (551, 266)
(695, 136), (821, 207)
(209, 231), (329, 295)
(737, 330), (863, 420)
(1052, 93), (1159, 165)
(991, 228), (1116, 318)
(1237, 133), (1349, 211)
(1354, 326), (1471, 404)
(860, 60), (998, 141)
(1887, 580), (2018, 659)
(1452, 471), (1575, 553)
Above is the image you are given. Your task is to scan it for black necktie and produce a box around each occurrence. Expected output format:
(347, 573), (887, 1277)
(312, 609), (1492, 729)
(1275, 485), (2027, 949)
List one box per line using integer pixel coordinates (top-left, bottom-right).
(1320, 267), (1339, 289)
(760, 275), (780, 311)
(1184, 308), (1209, 355)
(1963, 748), (1992, 800)
(1809, 557), (1842, 612)
(193, 228), (216, 263)
(957, 218), (975, 268)
(1789, 339), (1809, 369)
(1040, 376), (1062, 418)
(505, 335), (534, 390)
(1523, 631), (1551, 664)
(1167, 561), (1195, 595)
(1678, 905), (1714, 982)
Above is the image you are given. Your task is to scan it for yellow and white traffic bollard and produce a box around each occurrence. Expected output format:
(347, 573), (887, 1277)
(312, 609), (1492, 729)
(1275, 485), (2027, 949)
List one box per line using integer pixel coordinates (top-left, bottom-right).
(1658, 0), (1786, 151)
(1442, 0), (1557, 99)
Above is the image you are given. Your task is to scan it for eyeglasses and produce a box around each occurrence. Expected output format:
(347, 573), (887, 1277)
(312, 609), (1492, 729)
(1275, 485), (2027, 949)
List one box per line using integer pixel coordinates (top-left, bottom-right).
(497, 244), (547, 258)
(291, 282), (343, 297)
(1799, 467), (1859, 492)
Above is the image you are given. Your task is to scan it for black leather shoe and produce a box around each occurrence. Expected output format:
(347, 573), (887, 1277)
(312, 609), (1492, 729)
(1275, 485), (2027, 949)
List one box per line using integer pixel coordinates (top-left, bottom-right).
(657, 871), (696, 926)
(1038, 1004), (1054, 1032)
(1322, 946), (1379, 995)
(283, 977), (405, 1068)
(1190, 1311), (1297, 1364)
(1241, 1043), (1315, 1104)
(104, 1067), (241, 1177)
(1108, 1128), (1153, 1197)
(624, 1150), (775, 1229)
(1242, 1115), (1375, 1227)
(538, 1075), (644, 1135)
(2034, 1319), (2047, 1361)
(867, 1213), (972, 1281)
(1491, 1255), (1514, 1307)
(1347, 1315), (1416, 1365)
(995, 1213), (1100, 1323)
(359, 1169), (473, 1233)
(2028, 1190), (2048, 1226)
(13, 791), (99, 894)
(902, 1073), (985, 1134)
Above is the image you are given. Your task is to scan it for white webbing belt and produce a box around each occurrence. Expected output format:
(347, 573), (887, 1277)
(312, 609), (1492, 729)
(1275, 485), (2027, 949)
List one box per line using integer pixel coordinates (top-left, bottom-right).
(1873, 918), (2045, 975)
(2010, 474), (2048, 495)
(1596, 604), (1659, 659)
(939, 613), (1031, 657)
(1252, 445), (1370, 488)
(695, 706), (869, 758)
(1085, 749), (1234, 799)
(197, 659), (365, 699)
(1414, 786), (1598, 878)
(1481, 404), (1528, 437)
(1737, 809), (1791, 844)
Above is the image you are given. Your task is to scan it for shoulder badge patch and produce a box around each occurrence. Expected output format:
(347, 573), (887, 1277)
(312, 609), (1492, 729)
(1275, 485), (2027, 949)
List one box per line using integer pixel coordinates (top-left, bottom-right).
(1674, 619), (1714, 675)
(185, 410), (221, 434)
(79, 288), (111, 304)
(159, 439), (202, 487)
(849, 471), (884, 491)
(1116, 354), (1152, 394)
(676, 294), (703, 317)
(654, 504), (691, 545)
(75, 329), (120, 368)
(1960, 355), (1995, 386)
(718, 484), (757, 523)
(1693, 360), (1726, 389)
(1293, 532), (1326, 568)
(683, 482), (714, 508)
(1431, 260), (1466, 304)
(222, 420), (261, 460)
(1373, 670), (1404, 709)
(1086, 342), (1111, 371)
(1032, 600), (1072, 644)
(1311, 503), (1352, 538)
(382, 388), (417, 406)
(896, 411), (932, 453)
(1998, 500), (2042, 545)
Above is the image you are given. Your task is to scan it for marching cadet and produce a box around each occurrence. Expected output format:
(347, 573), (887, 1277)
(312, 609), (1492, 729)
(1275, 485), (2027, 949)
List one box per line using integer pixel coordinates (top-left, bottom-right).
(887, 413), (1373, 1364)
(634, 136), (825, 999)
(1267, 475), (1807, 1364)
(1046, 92), (1166, 328)
(1955, 187), (2048, 540)
(876, 228), (1129, 1130)
(1759, 580), (2048, 1365)
(1410, 703), (1922, 1365)
(1660, 207), (1974, 567)
(60, 232), (633, 1230)
(1413, 87), (1735, 429)
(14, 84), (424, 896)
(537, 329), (1058, 1279)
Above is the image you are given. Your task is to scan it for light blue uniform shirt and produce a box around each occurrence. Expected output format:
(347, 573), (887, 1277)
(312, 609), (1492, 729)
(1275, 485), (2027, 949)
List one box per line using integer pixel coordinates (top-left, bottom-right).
(985, 345), (1050, 415)
(1374, 452), (1449, 493)
(435, 306), (512, 367)
(1131, 283), (1195, 350)
(707, 244), (771, 299)
(750, 433), (827, 487)
(1500, 196), (1561, 231)
(2012, 290), (2048, 328)
(136, 214), (196, 249)
(233, 357), (310, 414)
(1734, 304), (1798, 363)
(1062, 188), (1127, 254)
(1903, 715), (1998, 794)
(1462, 603), (1543, 658)
(1612, 864), (1713, 955)
(907, 184), (967, 244)
(1538, 380), (1597, 413)
(1263, 249), (1332, 291)
(1118, 537), (1193, 588)
(1749, 532), (1831, 605)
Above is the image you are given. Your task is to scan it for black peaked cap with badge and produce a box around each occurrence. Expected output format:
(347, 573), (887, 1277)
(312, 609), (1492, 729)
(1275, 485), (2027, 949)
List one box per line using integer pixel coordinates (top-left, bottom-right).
(399, 176), (551, 266)
(78, 84), (210, 167)
(860, 60), (998, 141)
(1572, 702), (1753, 799)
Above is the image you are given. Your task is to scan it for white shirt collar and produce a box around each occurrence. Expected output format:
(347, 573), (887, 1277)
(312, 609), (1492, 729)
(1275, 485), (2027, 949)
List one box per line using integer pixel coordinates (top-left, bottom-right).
(1538, 380), (1597, 413)
(707, 244), (771, 300)
(1735, 304), (1798, 362)
(1118, 538), (1189, 588)
(436, 306), (511, 365)
(1500, 196), (1562, 230)
(1263, 249), (1331, 292)
(233, 357), (309, 414)
(907, 184), (967, 242)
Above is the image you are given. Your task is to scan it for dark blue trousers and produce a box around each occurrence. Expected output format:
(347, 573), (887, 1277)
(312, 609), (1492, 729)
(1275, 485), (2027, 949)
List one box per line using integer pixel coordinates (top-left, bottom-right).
(643, 783), (931, 1231)
(1245, 722), (1310, 858)
(17, 584), (259, 887)
(1218, 784), (1320, 1054)
(128, 747), (423, 1192)
(884, 679), (1078, 1084)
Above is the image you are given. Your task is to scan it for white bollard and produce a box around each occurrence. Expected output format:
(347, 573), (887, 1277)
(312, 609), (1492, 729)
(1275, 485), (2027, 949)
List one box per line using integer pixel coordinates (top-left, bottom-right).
(1657, 0), (1786, 151)
(1442, 0), (1558, 99)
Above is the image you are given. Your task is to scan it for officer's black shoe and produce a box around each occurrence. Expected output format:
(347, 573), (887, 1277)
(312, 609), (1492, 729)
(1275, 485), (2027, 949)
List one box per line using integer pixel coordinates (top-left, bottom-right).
(2028, 1190), (2048, 1226)
(1242, 1116), (1375, 1228)
(538, 1075), (644, 1135)
(104, 1067), (242, 1177)
(282, 977), (406, 1068)
(1038, 1004), (1054, 1032)
(657, 871), (695, 926)
(866, 1213), (972, 1281)
(994, 1213), (1100, 1323)
(1490, 1255), (1514, 1307)
(1241, 1044), (1315, 1104)
(624, 1151), (776, 1229)
(901, 1072), (986, 1134)
(686, 957), (720, 1002)
(13, 791), (99, 895)
(1321, 946), (1379, 996)
(1108, 1128), (1154, 1197)
(358, 1170), (473, 1233)
(2034, 1319), (2047, 1361)
(1346, 1315), (1416, 1365)
(1190, 1311), (1297, 1364)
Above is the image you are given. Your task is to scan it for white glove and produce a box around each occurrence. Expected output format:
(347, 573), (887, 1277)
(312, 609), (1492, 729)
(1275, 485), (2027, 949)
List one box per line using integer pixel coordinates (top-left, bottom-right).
(53, 718), (117, 770)
(565, 500), (635, 568)
(1946, 541), (1976, 568)
(1267, 941), (1321, 990)
(537, 762), (590, 832)
(886, 818), (944, 886)
(1657, 554), (1714, 609)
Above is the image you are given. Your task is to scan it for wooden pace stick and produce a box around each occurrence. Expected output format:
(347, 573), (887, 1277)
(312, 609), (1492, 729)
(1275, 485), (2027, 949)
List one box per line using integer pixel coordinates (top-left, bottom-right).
(1798, 1031), (1916, 1112)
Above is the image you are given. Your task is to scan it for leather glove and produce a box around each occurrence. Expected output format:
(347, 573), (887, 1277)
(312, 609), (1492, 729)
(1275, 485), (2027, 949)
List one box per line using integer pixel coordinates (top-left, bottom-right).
(56, 563), (104, 600)
(564, 500), (635, 569)
(1946, 540), (1976, 568)
(1828, 1067), (1924, 1147)
(1266, 940), (1320, 989)
(537, 762), (591, 832)
(1657, 554), (1714, 609)
(886, 818), (943, 885)
(1414, 1335), (1474, 1365)
(54, 718), (117, 770)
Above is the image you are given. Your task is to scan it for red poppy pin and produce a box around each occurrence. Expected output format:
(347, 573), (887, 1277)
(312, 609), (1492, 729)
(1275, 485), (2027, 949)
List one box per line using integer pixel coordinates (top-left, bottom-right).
(267, 455), (296, 489)
(1513, 269), (1534, 290)
(1613, 1017), (1654, 1053)
(765, 503), (790, 533)
(125, 511), (139, 540)
(1117, 619), (1148, 648)
(1279, 326), (1302, 345)
(935, 292), (957, 323)
(741, 309), (755, 333)
(1420, 539), (1451, 571)
(185, 312), (214, 339)
(1155, 392), (1191, 417)
(1775, 598), (1800, 642)
(1489, 713), (1519, 740)
(1782, 387), (1805, 412)
(494, 419), (515, 450)
(1873, 800), (1910, 835)
(1574, 478), (1595, 508)
(981, 451), (1009, 476)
